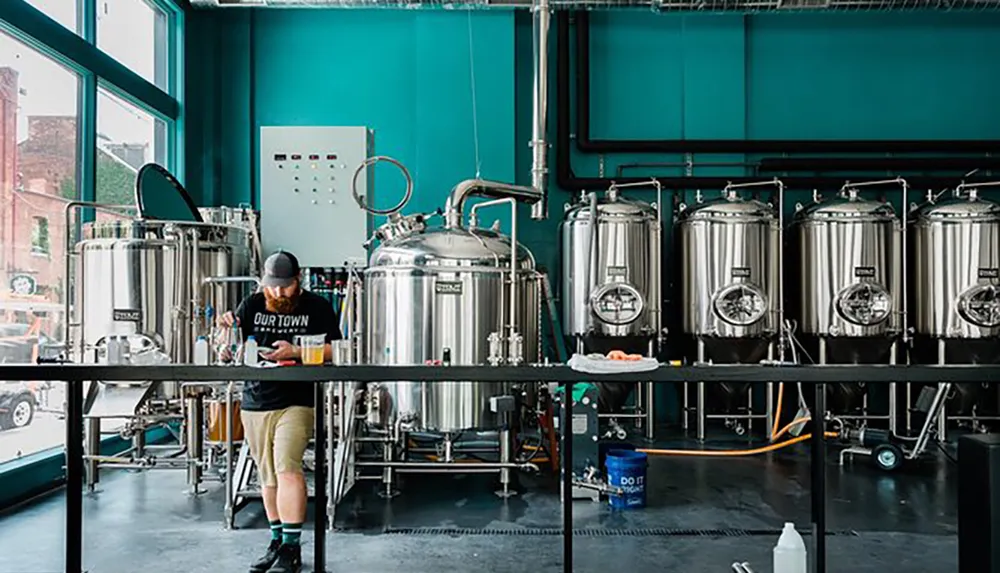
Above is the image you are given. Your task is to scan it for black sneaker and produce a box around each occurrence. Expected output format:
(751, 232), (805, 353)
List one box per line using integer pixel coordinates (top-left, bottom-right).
(267, 544), (302, 573)
(249, 540), (281, 573)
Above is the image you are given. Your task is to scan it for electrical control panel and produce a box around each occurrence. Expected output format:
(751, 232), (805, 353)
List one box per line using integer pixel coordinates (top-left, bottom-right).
(259, 126), (373, 267)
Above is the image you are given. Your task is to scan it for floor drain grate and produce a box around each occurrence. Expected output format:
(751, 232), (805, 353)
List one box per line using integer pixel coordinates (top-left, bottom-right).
(381, 527), (860, 537)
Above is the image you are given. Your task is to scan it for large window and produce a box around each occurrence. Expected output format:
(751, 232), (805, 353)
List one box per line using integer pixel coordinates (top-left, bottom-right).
(0, 1), (182, 489)
(97, 0), (170, 91)
(0, 30), (79, 465)
(22, 0), (79, 35)
(96, 87), (167, 208)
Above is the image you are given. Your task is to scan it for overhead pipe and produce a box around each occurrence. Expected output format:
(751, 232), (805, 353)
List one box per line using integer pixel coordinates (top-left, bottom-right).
(553, 11), (1000, 192)
(443, 179), (542, 228)
(572, 11), (1000, 156)
(530, 0), (551, 220)
(442, 0), (551, 225)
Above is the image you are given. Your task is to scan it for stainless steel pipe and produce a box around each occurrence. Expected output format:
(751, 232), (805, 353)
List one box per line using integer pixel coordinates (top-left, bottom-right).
(470, 197), (521, 363)
(444, 179), (543, 228)
(530, 0), (550, 220)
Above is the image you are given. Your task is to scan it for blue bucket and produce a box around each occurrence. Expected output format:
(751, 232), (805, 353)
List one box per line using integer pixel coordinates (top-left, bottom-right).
(605, 449), (648, 509)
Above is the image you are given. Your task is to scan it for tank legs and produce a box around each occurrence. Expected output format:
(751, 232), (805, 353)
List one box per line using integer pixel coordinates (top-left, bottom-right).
(937, 339), (948, 443)
(496, 427), (517, 499)
(764, 344), (774, 438)
(644, 381), (656, 441)
(696, 339), (706, 442)
(378, 419), (400, 499)
(889, 342), (898, 435)
(185, 395), (205, 494)
(85, 417), (101, 491)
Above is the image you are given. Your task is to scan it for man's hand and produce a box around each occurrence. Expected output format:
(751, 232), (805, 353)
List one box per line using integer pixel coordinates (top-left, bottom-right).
(262, 340), (299, 362)
(218, 311), (238, 328)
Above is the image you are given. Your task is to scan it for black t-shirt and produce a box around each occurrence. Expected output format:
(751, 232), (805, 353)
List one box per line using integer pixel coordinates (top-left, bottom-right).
(235, 290), (341, 411)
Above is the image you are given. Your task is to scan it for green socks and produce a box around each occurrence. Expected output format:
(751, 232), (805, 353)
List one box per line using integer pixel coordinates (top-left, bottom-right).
(269, 520), (282, 542)
(281, 523), (303, 546)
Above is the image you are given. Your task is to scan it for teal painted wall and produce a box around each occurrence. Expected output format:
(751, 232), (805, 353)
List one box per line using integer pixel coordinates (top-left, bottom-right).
(187, 9), (518, 226)
(187, 9), (1000, 273)
(182, 8), (1000, 421)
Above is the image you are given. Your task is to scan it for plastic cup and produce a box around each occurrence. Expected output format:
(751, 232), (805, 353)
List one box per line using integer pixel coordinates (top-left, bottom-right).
(296, 334), (326, 365)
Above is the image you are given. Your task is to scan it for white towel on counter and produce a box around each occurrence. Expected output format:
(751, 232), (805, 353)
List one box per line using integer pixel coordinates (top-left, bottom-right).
(567, 353), (660, 374)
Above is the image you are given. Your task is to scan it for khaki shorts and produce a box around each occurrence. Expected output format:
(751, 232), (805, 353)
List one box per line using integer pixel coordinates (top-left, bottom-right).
(241, 406), (314, 487)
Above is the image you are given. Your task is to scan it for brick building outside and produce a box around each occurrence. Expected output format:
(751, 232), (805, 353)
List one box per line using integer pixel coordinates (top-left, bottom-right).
(0, 66), (141, 331)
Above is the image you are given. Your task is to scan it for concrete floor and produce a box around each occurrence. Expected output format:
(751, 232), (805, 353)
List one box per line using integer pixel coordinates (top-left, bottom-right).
(0, 435), (959, 573)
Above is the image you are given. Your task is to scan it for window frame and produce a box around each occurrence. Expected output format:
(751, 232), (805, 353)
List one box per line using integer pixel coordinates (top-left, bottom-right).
(0, 0), (186, 509)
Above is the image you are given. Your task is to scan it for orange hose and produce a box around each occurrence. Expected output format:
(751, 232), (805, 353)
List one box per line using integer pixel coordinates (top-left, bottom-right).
(772, 416), (811, 441)
(771, 382), (785, 440)
(637, 432), (838, 457)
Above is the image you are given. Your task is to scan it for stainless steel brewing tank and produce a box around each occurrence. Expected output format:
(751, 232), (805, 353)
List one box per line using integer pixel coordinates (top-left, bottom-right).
(912, 192), (1000, 339)
(794, 192), (901, 338)
(677, 193), (779, 338)
(73, 220), (252, 368)
(364, 227), (540, 433)
(561, 193), (661, 338)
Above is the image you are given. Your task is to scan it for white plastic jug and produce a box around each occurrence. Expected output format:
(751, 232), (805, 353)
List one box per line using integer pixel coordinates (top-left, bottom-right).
(244, 336), (258, 366)
(773, 522), (806, 573)
(194, 336), (209, 366)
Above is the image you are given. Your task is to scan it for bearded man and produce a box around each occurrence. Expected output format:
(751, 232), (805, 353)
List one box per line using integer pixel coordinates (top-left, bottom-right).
(219, 250), (341, 573)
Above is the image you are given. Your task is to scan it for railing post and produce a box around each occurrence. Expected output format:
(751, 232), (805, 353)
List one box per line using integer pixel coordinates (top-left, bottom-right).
(811, 382), (827, 573)
(314, 381), (327, 572)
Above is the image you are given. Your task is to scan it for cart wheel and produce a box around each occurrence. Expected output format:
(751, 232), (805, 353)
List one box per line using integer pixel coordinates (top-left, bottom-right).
(872, 444), (903, 471)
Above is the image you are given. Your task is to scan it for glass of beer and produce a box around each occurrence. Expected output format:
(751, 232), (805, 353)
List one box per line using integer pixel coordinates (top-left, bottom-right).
(296, 334), (326, 365)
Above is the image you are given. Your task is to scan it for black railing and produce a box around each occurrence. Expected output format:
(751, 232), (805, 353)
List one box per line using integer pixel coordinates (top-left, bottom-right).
(1, 364), (996, 573)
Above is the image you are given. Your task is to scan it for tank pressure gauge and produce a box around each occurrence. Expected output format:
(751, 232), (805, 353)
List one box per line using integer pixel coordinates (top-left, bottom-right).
(836, 283), (892, 326)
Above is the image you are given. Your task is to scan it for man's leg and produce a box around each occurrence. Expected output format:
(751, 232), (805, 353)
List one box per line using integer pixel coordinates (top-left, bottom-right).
(267, 406), (315, 573)
(242, 410), (282, 573)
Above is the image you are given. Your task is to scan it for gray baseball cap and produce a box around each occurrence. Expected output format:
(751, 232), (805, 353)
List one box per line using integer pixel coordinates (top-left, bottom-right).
(261, 251), (301, 288)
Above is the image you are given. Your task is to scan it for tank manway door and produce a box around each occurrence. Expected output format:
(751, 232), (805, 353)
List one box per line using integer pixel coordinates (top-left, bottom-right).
(591, 283), (644, 326)
(836, 283), (892, 326)
(713, 284), (767, 326)
(958, 284), (1000, 328)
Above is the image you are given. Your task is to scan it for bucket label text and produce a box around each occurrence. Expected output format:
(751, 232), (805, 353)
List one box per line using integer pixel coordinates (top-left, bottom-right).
(615, 474), (645, 496)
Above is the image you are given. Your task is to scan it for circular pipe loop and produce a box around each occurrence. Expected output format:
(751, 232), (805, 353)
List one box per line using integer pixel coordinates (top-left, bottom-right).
(352, 155), (413, 216)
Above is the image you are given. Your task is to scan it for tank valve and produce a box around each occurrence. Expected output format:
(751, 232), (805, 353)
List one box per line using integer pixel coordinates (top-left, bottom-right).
(487, 332), (504, 366)
(725, 419), (745, 436)
(507, 333), (523, 366)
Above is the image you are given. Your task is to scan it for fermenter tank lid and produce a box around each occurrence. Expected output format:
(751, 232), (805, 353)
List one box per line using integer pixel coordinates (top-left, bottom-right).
(565, 194), (656, 219)
(677, 192), (774, 220)
(916, 193), (1000, 221)
(796, 191), (895, 221)
(368, 227), (535, 269)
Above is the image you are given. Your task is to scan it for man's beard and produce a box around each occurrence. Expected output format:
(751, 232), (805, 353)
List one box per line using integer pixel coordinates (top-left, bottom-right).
(264, 288), (300, 314)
